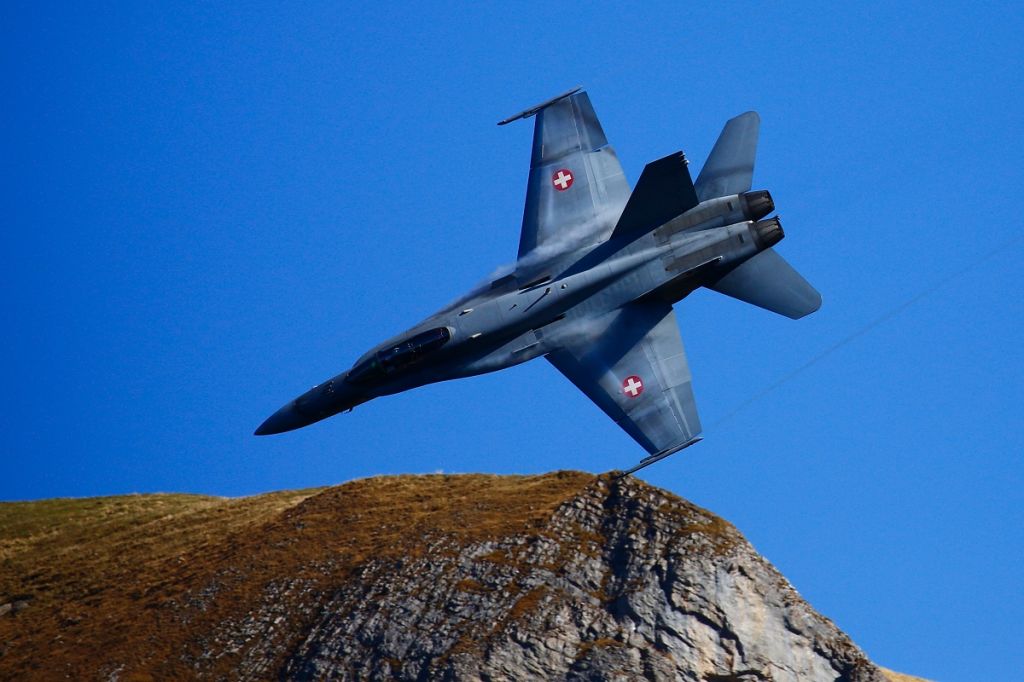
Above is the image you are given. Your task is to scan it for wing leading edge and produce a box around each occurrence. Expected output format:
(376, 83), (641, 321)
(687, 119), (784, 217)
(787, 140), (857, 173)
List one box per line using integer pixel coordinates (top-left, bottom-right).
(547, 300), (702, 459)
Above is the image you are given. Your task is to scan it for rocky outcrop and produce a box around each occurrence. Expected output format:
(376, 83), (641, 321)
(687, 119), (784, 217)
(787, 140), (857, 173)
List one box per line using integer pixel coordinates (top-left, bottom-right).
(0, 472), (913, 680)
(271, 476), (880, 681)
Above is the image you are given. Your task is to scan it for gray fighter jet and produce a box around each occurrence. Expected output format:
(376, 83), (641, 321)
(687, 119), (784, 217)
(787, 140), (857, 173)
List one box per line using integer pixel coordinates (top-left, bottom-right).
(256, 87), (820, 474)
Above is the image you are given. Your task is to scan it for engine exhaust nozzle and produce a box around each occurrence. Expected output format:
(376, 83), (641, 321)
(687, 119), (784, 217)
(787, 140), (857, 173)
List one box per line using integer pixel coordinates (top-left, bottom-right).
(741, 190), (775, 221)
(753, 216), (784, 249)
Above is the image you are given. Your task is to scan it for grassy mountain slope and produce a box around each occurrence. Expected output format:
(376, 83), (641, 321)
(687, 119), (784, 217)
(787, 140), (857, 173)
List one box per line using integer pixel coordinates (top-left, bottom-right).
(0, 473), (926, 681)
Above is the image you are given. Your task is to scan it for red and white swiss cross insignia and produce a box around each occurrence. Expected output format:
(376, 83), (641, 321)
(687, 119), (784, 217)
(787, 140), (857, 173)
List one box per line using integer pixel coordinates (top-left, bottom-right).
(622, 375), (644, 398)
(552, 169), (574, 191)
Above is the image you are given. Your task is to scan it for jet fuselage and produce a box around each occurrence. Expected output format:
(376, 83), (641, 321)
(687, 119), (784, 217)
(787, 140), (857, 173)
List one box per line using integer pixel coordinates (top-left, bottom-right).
(255, 190), (778, 435)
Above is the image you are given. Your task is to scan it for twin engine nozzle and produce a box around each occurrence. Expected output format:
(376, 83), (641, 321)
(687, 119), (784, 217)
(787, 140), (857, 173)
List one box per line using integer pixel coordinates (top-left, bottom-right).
(741, 190), (774, 221)
(741, 190), (782, 248)
(753, 216), (784, 249)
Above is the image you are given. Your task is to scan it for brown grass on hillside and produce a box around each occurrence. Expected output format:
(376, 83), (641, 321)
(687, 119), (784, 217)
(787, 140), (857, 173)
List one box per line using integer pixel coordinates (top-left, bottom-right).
(0, 471), (595, 679)
(0, 473), (927, 682)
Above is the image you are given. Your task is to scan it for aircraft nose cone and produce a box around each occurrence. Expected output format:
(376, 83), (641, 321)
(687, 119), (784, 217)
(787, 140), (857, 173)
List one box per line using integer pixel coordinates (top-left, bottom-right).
(254, 402), (304, 436)
(256, 375), (369, 436)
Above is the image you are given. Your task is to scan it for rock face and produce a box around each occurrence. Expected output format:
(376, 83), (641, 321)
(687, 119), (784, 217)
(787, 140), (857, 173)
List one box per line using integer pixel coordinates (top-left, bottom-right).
(0, 472), (905, 681)
(273, 475), (880, 682)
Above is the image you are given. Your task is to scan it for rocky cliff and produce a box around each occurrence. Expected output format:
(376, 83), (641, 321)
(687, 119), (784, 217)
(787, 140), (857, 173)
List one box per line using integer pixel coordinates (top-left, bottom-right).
(0, 472), (923, 681)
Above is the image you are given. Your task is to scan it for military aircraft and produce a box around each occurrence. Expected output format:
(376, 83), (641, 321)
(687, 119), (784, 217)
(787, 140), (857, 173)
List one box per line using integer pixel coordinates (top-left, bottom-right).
(255, 87), (821, 474)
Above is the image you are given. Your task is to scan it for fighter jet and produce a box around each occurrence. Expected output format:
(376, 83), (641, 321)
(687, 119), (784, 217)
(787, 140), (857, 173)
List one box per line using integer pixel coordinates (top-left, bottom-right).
(256, 87), (821, 474)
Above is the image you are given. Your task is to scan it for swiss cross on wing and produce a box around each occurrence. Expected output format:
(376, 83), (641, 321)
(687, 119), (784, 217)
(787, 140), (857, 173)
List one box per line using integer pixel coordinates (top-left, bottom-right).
(622, 375), (644, 398)
(552, 169), (574, 191)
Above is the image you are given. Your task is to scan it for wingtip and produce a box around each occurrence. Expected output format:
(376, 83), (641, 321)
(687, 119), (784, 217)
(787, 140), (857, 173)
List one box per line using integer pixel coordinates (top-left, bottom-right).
(795, 289), (823, 318)
(497, 85), (583, 126)
(730, 110), (760, 124)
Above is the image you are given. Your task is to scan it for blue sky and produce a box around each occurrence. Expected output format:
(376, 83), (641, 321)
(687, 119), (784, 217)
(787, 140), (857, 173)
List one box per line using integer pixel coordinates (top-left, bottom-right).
(4, 3), (1022, 679)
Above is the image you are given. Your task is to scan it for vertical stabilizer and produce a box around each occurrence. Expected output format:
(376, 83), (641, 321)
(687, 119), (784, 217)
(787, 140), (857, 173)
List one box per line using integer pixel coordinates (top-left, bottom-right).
(694, 112), (760, 201)
(610, 151), (699, 241)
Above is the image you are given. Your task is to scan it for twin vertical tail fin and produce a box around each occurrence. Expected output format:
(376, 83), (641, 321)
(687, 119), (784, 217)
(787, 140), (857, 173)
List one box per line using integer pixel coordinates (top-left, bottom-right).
(695, 111), (761, 201)
(611, 110), (762, 242)
(610, 151), (699, 241)
(697, 111), (822, 319)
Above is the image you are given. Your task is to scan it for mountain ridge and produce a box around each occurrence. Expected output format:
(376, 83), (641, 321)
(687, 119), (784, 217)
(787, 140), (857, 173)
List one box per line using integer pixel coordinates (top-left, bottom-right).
(0, 472), (927, 680)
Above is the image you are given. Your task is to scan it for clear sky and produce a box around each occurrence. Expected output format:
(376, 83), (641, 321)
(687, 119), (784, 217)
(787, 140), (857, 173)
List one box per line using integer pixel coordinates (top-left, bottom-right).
(5, 3), (1022, 680)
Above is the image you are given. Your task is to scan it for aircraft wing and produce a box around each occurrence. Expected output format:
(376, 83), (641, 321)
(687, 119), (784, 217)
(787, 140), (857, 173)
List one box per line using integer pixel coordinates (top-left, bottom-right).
(503, 89), (631, 278)
(547, 300), (702, 457)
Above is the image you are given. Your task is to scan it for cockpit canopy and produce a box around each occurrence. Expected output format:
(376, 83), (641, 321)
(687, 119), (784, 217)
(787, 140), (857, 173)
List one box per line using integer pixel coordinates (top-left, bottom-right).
(346, 327), (452, 384)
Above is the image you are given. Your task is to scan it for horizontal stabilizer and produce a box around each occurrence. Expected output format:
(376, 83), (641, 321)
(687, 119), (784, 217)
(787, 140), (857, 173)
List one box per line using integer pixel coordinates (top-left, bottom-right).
(695, 111), (760, 201)
(611, 151), (699, 241)
(708, 248), (821, 319)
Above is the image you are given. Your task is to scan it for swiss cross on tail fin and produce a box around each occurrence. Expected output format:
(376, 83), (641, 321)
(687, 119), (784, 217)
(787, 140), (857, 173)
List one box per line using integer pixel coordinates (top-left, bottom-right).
(611, 151), (700, 241)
